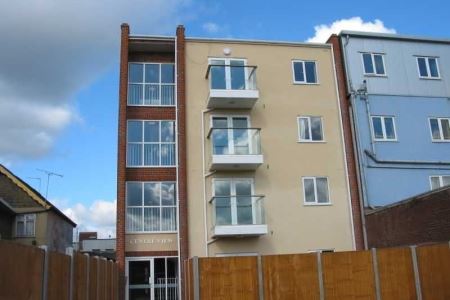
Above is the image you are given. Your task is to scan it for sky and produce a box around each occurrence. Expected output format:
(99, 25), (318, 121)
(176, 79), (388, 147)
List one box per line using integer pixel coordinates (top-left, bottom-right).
(0, 0), (449, 238)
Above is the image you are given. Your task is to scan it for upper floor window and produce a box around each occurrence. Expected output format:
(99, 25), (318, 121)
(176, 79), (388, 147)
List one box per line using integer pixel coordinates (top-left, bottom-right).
(302, 177), (330, 205)
(292, 60), (318, 84)
(128, 63), (175, 106)
(126, 182), (177, 232)
(127, 120), (176, 167)
(297, 116), (324, 142)
(430, 175), (450, 190)
(371, 116), (397, 141)
(209, 58), (254, 90)
(416, 57), (440, 79)
(362, 53), (386, 76)
(429, 117), (450, 142)
(16, 214), (35, 237)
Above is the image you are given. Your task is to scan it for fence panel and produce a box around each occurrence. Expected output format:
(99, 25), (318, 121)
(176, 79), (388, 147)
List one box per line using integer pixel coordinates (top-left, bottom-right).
(417, 243), (450, 300)
(47, 251), (71, 300)
(199, 256), (258, 300)
(106, 260), (113, 300)
(89, 256), (99, 300)
(73, 253), (88, 300)
(377, 247), (416, 300)
(98, 258), (107, 300)
(263, 253), (320, 300)
(322, 250), (376, 299)
(0, 241), (44, 300)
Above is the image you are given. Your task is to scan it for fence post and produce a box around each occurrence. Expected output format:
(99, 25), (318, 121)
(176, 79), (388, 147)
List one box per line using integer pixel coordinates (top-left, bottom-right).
(257, 255), (264, 300)
(96, 257), (100, 300)
(66, 247), (74, 300)
(39, 245), (49, 300)
(316, 252), (324, 300)
(85, 254), (90, 300)
(371, 248), (381, 300)
(192, 257), (200, 300)
(410, 246), (422, 300)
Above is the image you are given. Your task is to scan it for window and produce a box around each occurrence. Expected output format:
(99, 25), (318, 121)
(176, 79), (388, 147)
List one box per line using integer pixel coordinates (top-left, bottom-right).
(362, 53), (386, 76)
(128, 63), (175, 106)
(213, 179), (257, 226)
(211, 116), (258, 155)
(209, 58), (250, 90)
(16, 214), (35, 237)
(429, 118), (450, 141)
(430, 175), (450, 190)
(371, 116), (397, 141)
(127, 120), (176, 166)
(416, 57), (440, 79)
(126, 182), (177, 232)
(292, 60), (318, 84)
(297, 116), (324, 142)
(302, 177), (330, 205)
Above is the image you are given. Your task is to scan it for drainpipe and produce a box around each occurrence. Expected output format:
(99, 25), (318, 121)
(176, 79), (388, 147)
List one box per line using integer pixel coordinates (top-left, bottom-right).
(201, 108), (214, 257)
(342, 35), (369, 249)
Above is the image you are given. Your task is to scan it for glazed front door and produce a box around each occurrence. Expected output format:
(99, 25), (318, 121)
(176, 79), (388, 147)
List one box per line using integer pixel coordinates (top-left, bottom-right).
(128, 259), (153, 300)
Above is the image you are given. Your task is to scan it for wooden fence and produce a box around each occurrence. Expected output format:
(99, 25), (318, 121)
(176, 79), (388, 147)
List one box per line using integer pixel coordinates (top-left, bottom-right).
(184, 242), (450, 300)
(0, 240), (120, 300)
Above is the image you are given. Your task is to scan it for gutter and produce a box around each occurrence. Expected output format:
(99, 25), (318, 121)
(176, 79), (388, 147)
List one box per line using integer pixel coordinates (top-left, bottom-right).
(364, 150), (450, 165)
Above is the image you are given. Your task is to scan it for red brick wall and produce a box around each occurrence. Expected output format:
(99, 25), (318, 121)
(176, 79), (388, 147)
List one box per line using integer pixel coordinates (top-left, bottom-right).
(327, 34), (365, 250)
(366, 188), (450, 248)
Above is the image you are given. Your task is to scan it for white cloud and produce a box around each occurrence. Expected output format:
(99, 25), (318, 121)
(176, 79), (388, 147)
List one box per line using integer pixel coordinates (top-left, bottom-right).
(307, 17), (396, 43)
(0, 0), (190, 162)
(202, 22), (220, 33)
(62, 199), (116, 239)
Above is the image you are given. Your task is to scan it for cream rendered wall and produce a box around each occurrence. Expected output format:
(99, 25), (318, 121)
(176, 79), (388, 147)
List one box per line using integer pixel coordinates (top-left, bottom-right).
(185, 40), (354, 257)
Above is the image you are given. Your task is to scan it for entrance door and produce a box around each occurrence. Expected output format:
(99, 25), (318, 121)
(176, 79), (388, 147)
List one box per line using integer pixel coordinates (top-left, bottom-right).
(127, 257), (179, 300)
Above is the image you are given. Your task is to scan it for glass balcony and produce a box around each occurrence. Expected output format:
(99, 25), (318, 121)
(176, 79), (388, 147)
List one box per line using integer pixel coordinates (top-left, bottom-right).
(210, 195), (267, 237)
(205, 63), (259, 108)
(207, 128), (264, 170)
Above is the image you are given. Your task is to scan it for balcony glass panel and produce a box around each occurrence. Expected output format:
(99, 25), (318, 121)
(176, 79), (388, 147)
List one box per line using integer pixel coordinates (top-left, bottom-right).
(211, 195), (265, 226)
(209, 128), (261, 155)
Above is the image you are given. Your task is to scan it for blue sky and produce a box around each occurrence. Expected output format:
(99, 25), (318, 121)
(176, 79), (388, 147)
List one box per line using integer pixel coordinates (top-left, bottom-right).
(1, 0), (449, 237)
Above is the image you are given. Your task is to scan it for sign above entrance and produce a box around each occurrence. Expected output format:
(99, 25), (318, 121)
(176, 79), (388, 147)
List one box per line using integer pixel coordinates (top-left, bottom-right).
(125, 233), (178, 252)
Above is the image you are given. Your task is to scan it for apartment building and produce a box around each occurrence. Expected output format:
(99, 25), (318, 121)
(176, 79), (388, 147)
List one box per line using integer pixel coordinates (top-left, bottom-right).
(117, 24), (357, 300)
(329, 32), (450, 208)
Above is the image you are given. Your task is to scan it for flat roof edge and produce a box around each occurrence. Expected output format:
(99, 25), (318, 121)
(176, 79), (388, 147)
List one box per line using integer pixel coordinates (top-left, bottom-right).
(339, 30), (450, 44)
(185, 37), (331, 48)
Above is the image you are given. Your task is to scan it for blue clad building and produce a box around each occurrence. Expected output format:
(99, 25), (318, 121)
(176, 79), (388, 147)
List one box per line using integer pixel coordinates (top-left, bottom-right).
(337, 31), (450, 207)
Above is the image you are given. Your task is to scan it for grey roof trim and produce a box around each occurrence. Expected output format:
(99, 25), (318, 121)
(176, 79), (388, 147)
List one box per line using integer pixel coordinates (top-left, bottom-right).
(365, 186), (450, 215)
(129, 35), (175, 41)
(186, 37), (331, 48)
(339, 30), (450, 44)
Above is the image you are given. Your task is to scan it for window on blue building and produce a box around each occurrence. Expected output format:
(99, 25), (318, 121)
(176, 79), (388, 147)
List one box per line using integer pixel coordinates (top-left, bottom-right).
(371, 116), (396, 141)
(416, 57), (440, 79)
(362, 53), (386, 76)
(430, 175), (450, 190)
(429, 118), (450, 141)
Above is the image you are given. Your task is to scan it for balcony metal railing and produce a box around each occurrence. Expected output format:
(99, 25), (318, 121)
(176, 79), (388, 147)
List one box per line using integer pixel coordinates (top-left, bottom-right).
(205, 64), (258, 91)
(210, 195), (266, 227)
(207, 128), (262, 155)
(128, 83), (175, 106)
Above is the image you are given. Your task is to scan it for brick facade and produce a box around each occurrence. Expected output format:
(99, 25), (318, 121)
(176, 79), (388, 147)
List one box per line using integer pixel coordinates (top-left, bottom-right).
(366, 187), (450, 248)
(327, 34), (365, 250)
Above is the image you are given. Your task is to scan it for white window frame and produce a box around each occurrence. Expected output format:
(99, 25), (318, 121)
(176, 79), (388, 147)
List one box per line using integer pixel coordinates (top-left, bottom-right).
(429, 175), (450, 190)
(126, 120), (177, 167)
(361, 52), (387, 76)
(127, 62), (175, 107)
(125, 181), (177, 233)
(428, 117), (450, 142)
(416, 56), (441, 79)
(210, 115), (254, 154)
(212, 178), (256, 225)
(297, 116), (325, 142)
(15, 214), (36, 237)
(370, 116), (397, 142)
(302, 177), (331, 206)
(291, 60), (319, 84)
(208, 57), (249, 90)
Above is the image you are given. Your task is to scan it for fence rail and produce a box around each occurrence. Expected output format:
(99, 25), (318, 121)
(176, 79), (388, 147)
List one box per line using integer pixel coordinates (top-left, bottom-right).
(185, 242), (450, 300)
(0, 240), (120, 300)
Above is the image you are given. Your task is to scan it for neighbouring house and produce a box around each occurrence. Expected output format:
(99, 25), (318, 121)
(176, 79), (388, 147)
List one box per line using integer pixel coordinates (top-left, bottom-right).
(116, 24), (356, 300)
(365, 186), (450, 248)
(78, 231), (116, 260)
(0, 164), (76, 253)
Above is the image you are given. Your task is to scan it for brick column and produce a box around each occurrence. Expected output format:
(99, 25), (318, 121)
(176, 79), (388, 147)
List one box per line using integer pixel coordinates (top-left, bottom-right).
(327, 34), (365, 250)
(117, 23), (129, 299)
(176, 25), (189, 300)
